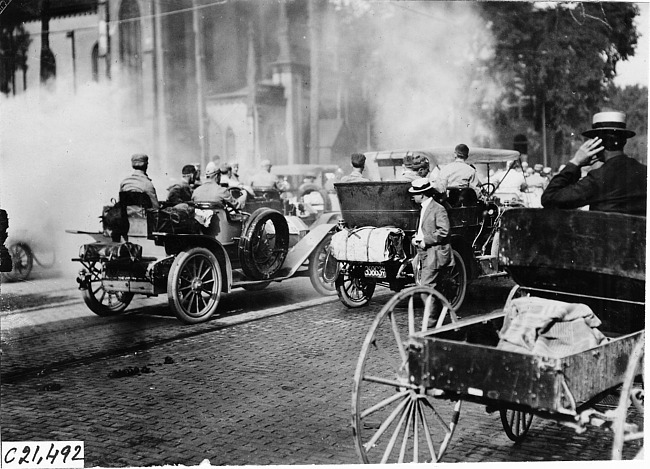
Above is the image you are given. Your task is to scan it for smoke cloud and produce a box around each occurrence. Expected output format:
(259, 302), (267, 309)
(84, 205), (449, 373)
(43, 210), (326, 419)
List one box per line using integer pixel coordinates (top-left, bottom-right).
(357, 2), (498, 149)
(0, 73), (172, 278)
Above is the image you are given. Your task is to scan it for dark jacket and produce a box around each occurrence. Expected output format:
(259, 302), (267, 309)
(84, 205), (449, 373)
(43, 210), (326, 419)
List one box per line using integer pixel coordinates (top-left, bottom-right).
(166, 181), (193, 205)
(541, 155), (647, 215)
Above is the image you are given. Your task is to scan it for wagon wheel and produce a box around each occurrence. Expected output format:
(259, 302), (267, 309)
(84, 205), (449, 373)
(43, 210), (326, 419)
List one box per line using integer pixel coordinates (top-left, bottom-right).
(167, 247), (222, 324)
(500, 409), (534, 442)
(352, 286), (461, 463)
(437, 250), (467, 311)
(336, 265), (376, 308)
(81, 261), (134, 316)
(4, 242), (33, 281)
(239, 208), (290, 280)
(308, 232), (338, 296)
(612, 332), (644, 460)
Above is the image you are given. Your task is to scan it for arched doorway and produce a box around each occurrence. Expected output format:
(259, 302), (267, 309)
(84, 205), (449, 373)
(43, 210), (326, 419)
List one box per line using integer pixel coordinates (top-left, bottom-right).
(118, 0), (143, 120)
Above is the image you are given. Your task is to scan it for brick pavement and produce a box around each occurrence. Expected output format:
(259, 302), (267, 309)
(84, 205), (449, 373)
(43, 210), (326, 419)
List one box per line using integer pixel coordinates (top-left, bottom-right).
(1, 286), (643, 466)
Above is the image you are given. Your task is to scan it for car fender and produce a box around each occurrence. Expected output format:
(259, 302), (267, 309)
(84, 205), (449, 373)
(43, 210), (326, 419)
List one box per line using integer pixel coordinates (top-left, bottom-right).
(279, 223), (337, 276)
(157, 233), (234, 293)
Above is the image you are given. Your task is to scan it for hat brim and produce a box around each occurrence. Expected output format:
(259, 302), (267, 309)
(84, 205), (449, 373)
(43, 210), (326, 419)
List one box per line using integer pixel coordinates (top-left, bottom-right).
(582, 128), (636, 138)
(408, 187), (429, 194)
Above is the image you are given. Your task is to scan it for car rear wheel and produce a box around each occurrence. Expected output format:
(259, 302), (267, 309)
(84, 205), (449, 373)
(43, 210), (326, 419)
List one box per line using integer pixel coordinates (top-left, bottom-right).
(168, 247), (222, 324)
(336, 266), (376, 308)
(437, 250), (467, 311)
(81, 261), (134, 316)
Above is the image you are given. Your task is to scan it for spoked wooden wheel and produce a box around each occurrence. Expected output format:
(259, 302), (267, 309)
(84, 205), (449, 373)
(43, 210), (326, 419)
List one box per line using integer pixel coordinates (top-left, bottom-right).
(500, 409), (534, 442)
(81, 261), (134, 316)
(336, 266), (376, 308)
(437, 250), (467, 311)
(168, 247), (222, 324)
(612, 331), (644, 460)
(352, 285), (461, 463)
(5, 242), (33, 281)
(308, 232), (338, 296)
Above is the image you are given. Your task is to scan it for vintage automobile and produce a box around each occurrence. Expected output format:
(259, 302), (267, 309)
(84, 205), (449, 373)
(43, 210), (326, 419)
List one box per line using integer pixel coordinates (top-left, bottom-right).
(271, 164), (341, 225)
(68, 189), (338, 324)
(331, 147), (522, 311)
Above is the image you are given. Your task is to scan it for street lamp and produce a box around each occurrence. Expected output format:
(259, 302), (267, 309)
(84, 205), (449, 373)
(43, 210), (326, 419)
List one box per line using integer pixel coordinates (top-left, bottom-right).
(66, 30), (76, 93)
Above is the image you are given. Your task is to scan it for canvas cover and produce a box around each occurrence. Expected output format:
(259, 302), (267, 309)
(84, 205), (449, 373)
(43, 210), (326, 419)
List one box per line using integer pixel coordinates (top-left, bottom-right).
(330, 227), (405, 263)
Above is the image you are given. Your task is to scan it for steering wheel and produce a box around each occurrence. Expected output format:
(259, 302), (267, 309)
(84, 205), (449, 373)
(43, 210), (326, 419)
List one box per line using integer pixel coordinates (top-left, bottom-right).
(480, 182), (497, 198)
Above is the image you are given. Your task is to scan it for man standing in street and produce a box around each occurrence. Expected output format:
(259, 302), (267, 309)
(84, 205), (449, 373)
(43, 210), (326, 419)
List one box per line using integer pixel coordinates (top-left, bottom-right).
(409, 178), (454, 289)
(541, 111), (647, 215)
(340, 153), (370, 182)
(119, 153), (160, 209)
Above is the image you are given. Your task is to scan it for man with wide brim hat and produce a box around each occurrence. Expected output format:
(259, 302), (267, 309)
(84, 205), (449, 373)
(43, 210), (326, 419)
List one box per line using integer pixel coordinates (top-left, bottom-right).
(408, 178), (454, 291)
(542, 110), (646, 215)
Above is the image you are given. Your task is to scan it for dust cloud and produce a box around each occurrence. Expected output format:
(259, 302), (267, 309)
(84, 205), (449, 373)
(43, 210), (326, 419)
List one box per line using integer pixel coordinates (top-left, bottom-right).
(357, 2), (498, 149)
(0, 73), (165, 278)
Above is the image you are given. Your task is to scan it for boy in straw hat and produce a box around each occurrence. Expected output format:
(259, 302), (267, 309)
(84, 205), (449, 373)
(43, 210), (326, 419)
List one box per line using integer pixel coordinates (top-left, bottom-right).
(541, 111), (646, 215)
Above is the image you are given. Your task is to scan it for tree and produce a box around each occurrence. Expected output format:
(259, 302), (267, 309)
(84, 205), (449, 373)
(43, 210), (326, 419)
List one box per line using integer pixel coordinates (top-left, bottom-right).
(477, 2), (640, 165)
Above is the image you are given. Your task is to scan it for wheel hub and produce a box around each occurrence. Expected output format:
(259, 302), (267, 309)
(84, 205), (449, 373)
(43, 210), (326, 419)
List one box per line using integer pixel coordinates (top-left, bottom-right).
(190, 278), (203, 291)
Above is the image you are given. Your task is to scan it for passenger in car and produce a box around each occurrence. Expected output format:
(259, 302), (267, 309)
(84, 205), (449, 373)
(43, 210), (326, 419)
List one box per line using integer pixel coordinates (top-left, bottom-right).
(119, 153), (160, 209)
(192, 161), (246, 209)
(398, 154), (430, 181)
(249, 159), (289, 191)
(166, 164), (198, 205)
(433, 144), (483, 197)
(409, 178), (454, 291)
(541, 111), (647, 215)
(340, 153), (370, 182)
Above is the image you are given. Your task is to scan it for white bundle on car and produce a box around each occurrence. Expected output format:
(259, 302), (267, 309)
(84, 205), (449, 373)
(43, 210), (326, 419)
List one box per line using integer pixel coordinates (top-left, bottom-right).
(330, 227), (405, 263)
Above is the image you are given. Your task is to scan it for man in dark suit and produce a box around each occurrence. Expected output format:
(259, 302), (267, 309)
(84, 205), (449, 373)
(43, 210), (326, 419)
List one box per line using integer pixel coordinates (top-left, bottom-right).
(409, 178), (454, 288)
(542, 111), (647, 215)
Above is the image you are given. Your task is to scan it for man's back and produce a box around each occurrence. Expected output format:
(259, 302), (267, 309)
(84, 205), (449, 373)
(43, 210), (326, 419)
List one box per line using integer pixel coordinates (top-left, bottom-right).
(192, 180), (232, 204)
(120, 170), (159, 209)
(250, 171), (278, 188)
(436, 160), (479, 191)
(542, 154), (647, 215)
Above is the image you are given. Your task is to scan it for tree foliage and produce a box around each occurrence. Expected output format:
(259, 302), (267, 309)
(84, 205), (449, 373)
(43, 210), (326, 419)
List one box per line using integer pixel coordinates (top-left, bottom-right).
(478, 1), (640, 136)
(604, 84), (648, 164)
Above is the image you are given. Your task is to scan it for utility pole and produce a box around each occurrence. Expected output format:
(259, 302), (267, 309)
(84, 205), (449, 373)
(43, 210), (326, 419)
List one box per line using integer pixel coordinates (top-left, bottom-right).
(66, 30), (76, 93)
(308, 0), (321, 164)
(152, 0), (168, 170)
(192, 0), (208, 169)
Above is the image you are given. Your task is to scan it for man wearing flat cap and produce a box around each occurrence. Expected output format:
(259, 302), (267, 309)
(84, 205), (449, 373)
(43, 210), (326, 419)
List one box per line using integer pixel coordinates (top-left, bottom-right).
(433, 144), (483, 197)
(341, 153), (370, 182)
(542, 111), (647, 215)
(409, 178), (454, 290)
(119, 153), (160, 209)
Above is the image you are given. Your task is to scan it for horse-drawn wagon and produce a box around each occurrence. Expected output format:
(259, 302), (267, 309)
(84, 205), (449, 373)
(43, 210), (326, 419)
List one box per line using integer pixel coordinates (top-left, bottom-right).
(351, 208), (644, 462)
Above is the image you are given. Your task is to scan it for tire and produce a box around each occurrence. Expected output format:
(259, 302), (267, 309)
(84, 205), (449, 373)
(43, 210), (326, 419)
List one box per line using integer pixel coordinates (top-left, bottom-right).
(335, 266), (376, 308)
(500, 409), (534, 442)
(81, 261), (134, 316)
(297, 184), (333, 212)
(352, 286), (461, 463)
(168, 247), (222, 324)
(239, 208), (290, 280)
(437, 249), (467, 311)
(308, 233), (338, 296)
(5, 242), (34, 281)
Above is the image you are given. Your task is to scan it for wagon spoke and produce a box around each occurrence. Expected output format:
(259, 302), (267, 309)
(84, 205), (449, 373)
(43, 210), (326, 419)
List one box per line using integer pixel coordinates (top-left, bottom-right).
(364, 397), (410, 453)
(362, 374), (417, 390)
(421, 295), (433, 332)
(411, 400), (419, 463)
(417, 398), (438, 462)
(408, 297), (415, 336)
(381, 399), (412, 464)
(389, 312), (408, 368)
(421, 396), (452, 433)
(395, 400), (414, 464)
(360, 389), (411, 419)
